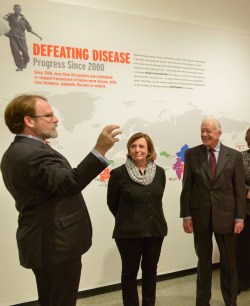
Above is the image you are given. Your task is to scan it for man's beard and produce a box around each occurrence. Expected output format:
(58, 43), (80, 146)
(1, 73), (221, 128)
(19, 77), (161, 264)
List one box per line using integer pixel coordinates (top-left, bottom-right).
(36, 127), (58, 139)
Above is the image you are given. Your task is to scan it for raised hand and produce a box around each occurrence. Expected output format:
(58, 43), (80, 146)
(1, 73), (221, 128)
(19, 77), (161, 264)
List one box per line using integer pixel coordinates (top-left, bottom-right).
(94, 125), (122, 156)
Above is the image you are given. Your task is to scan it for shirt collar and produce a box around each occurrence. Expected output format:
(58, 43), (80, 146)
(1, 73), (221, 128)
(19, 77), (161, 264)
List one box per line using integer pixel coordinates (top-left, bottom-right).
(207, 141), (221, 152)
(16, 134), (46, 144)
(214, 141), (220, 151)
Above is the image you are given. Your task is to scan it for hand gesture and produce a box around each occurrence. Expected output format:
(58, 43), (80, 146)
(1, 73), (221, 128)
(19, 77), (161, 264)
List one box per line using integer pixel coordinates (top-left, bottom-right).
(94, 125), (122, 156)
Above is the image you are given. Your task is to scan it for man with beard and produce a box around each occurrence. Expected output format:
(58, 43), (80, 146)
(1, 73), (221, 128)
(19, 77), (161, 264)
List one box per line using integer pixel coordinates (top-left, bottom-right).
(1, 94), (121, 306)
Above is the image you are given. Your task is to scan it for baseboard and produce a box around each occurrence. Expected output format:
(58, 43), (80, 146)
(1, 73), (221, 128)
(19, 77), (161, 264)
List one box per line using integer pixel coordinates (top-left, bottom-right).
(12, 263), (220, 305)
(77, 263), (220, 299)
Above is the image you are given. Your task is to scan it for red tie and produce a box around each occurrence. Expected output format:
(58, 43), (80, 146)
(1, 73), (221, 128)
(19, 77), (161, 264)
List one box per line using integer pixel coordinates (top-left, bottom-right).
(209, 149), (216, 180)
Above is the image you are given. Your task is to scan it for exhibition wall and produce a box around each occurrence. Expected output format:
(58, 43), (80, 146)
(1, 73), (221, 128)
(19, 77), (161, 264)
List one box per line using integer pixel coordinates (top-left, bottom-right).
(0, 0), (249, 304)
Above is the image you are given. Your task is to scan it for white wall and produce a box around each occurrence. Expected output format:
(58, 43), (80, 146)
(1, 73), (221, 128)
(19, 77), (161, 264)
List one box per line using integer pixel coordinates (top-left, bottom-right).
(0, 1), (249, 305)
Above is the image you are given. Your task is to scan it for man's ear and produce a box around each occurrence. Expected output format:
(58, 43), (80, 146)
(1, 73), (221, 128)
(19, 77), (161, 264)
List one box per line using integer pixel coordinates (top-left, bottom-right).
(24, 116), (35, 128)
(218, 130), (222, 137)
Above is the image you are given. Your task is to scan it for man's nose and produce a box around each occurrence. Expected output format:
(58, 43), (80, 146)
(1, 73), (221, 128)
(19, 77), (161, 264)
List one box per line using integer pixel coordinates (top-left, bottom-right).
(53, 115), (59, 123)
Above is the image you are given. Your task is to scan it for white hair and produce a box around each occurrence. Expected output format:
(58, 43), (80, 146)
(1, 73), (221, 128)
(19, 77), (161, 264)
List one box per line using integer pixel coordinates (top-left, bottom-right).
(201, 117), (221, 131)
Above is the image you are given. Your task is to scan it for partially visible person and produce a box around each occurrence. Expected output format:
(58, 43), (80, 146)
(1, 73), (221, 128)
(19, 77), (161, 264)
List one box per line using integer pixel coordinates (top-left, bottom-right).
(237, 127), (250, 294)
(4, 4), (42, 71)
(1, 94), (121, 306)
(107, 133), (167, 306)
(180, 118), (246, 306)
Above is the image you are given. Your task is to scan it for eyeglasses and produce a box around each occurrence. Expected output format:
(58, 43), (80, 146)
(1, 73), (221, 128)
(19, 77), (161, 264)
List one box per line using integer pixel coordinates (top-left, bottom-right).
(29, 114), (54, 118)
(27, 114), (55, 122)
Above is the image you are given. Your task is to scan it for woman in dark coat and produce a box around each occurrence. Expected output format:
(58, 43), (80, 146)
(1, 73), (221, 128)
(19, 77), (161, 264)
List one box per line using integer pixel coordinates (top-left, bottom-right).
(107, 133), (167, 306)
(237, 127), (250, 293)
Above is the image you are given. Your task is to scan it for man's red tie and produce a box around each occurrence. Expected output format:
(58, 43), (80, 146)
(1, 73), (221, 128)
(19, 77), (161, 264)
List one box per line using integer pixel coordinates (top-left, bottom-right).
(209, 149), (216, 180)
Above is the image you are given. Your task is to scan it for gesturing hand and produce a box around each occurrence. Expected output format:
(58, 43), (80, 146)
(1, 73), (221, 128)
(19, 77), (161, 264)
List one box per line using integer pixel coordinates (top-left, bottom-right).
(94, 125), (122, 156)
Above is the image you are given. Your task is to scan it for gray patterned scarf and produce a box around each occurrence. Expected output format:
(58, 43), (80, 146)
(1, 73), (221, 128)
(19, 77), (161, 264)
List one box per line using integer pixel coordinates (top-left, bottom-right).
(125, 158), (156, 185)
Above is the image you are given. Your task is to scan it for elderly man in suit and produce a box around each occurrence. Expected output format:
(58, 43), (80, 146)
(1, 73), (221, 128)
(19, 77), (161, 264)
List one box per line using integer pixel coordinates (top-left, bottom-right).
(1, 94), (121, 306)
(180, 118), (246, 306)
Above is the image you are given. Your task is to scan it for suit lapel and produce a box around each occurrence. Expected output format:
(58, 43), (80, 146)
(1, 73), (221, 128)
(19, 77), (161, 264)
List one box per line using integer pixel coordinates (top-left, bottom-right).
(197, 143), (230, 182)
(197, 145), (211, 180)
(214, 143), (229, 181)
(41, 143), (72, 168)
(14, 136), (71, 168)
(44, 143), (68, 161)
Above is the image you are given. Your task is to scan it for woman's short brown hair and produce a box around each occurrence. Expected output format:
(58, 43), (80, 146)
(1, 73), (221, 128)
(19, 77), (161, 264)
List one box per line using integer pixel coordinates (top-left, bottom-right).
(4, 94), (47, 134)
(126, 132), (156, 161)
(245, 127), (250, 148)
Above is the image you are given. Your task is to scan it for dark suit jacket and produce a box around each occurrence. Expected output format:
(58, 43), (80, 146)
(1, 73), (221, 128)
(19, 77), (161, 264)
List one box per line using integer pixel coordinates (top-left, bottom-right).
(1, 136), (107, 268)
(107, 164), (167, 239)
(180, 143), (246, 234)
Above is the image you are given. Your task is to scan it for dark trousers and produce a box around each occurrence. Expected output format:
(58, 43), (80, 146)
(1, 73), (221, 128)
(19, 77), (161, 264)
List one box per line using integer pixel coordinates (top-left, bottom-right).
(194, 230), (237, 306)
(9, 36), (30, 69)
(115, 237), (164, 306)
(32, 257), (82, 306)
(236, 215), (250, 290)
